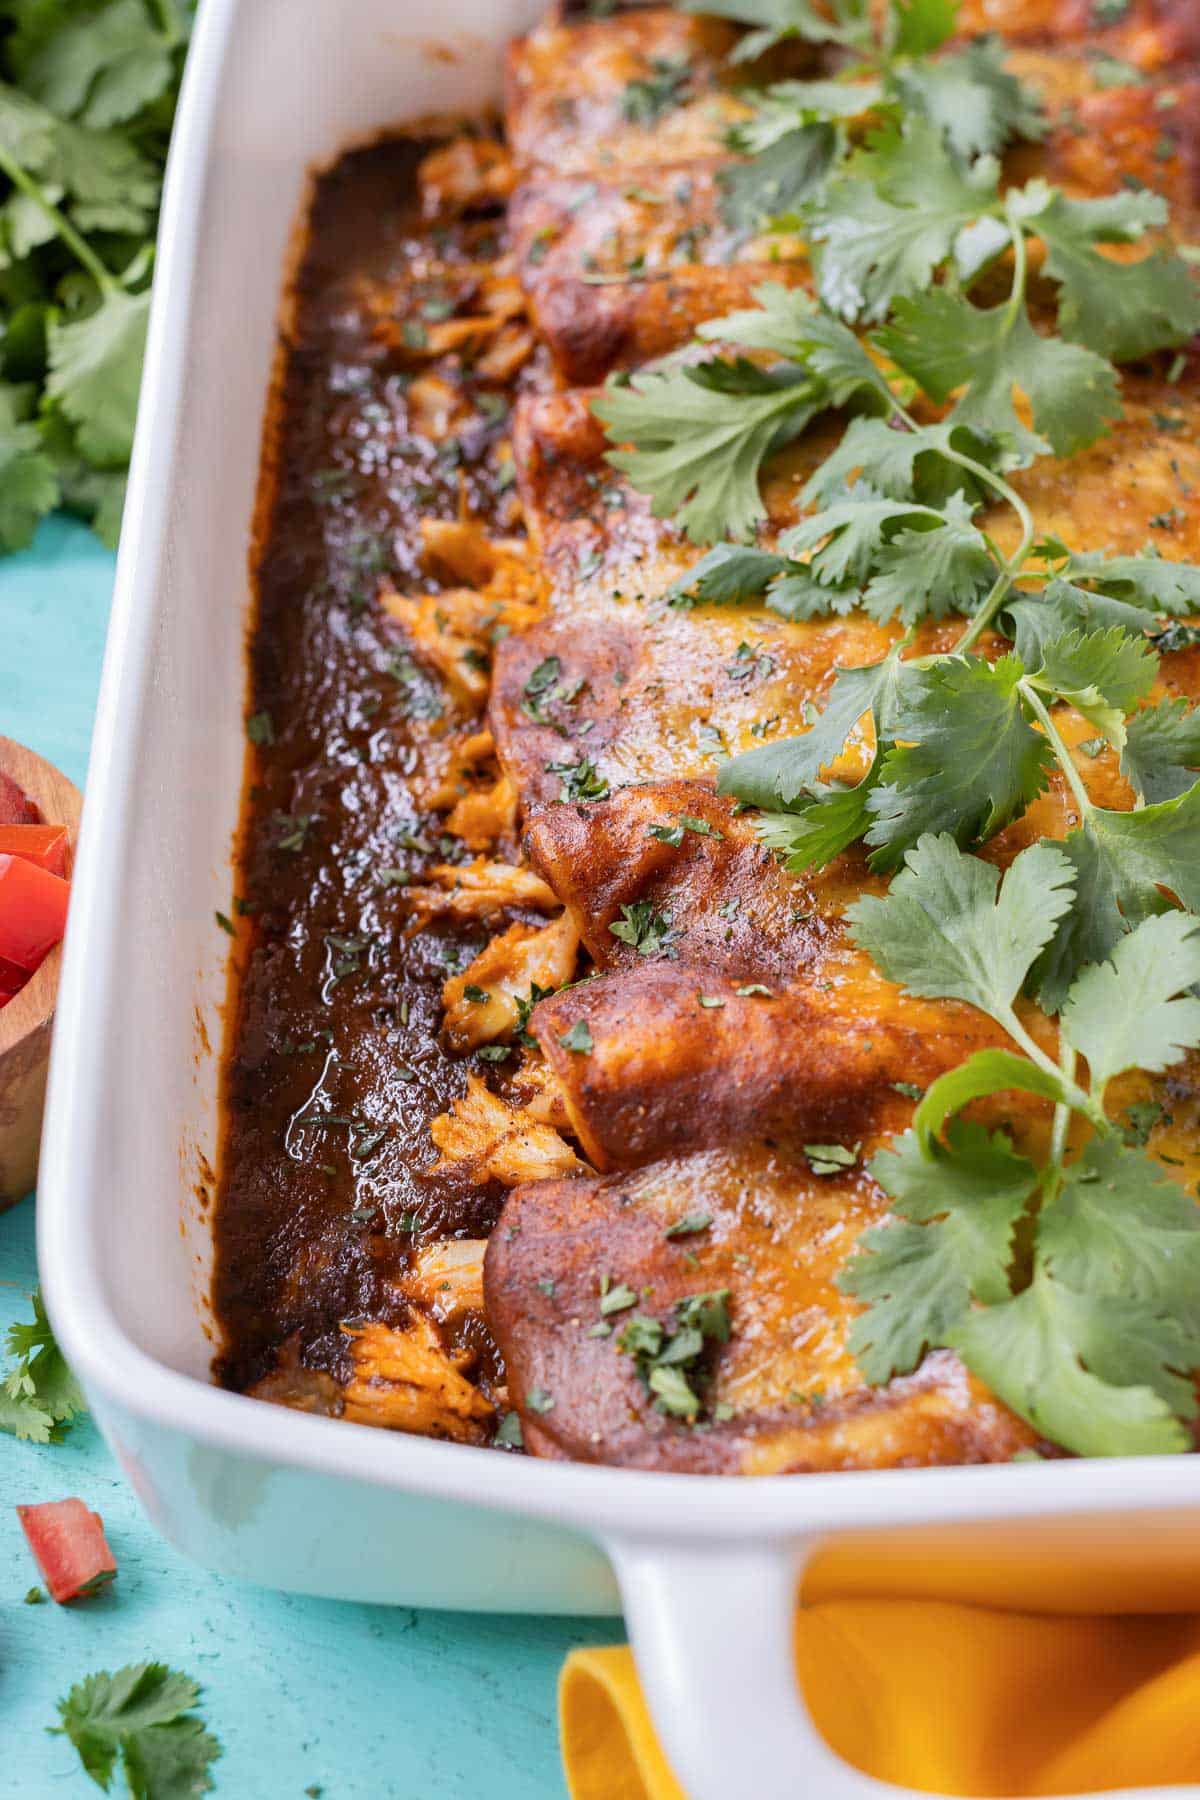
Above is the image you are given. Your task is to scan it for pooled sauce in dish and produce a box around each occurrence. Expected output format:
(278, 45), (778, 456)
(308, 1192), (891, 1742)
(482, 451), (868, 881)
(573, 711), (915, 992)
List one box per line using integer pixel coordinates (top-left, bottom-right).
(215, 4), (1200, 1470)
(213, 137), (539, 1435)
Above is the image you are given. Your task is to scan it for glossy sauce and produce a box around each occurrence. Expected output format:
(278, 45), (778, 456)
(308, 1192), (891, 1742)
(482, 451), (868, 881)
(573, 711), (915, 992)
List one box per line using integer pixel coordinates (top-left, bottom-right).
(213, 138), (527, 1399)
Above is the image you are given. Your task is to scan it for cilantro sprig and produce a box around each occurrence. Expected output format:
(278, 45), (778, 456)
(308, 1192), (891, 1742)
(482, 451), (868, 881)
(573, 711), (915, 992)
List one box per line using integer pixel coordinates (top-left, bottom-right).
(54, 1662), (222, 1799)
(842, 836), (1200, 1456)
(0, 3), (192, 552)
(0, 1286), (85, 1442)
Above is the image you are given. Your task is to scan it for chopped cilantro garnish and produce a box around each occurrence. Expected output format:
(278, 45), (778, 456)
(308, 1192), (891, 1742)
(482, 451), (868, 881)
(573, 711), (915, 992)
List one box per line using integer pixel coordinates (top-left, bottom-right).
(522, 655), (567, 728)
(559, 1019), (594, 1055)
(608, 901), (680, 958)
(545, 756), (609, 804)
(495, 1411), (524, 1449)
(621, 56), (691, 125)
(617, 1289), (732, 1422)
(1120, 1099), (1170, 1148)
(665, 1212), (713, 1239)
(515, 981), (555, 1046)
(599, 1282), (639, 1316)
(648, 812), (724, 846)
(804, 1142), (860, 1176)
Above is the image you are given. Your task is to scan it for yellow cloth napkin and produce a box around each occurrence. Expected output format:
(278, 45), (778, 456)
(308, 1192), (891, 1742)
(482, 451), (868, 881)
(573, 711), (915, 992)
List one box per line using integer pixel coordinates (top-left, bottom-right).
(560, 1602), (1200, 1798)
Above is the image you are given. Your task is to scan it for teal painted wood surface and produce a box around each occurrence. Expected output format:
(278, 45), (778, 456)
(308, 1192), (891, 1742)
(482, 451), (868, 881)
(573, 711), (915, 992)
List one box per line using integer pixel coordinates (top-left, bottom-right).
(0, 518), (623, 1798)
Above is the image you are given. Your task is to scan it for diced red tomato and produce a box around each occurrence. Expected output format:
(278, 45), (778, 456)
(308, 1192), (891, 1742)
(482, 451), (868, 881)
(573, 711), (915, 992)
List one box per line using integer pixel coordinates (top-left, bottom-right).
(0, 771), (38, 825)
(17, 1499), (117, 1603)
(0, 824), (69, 876)
(0, 954), (27, 1007)
(0, 854), (69, 971)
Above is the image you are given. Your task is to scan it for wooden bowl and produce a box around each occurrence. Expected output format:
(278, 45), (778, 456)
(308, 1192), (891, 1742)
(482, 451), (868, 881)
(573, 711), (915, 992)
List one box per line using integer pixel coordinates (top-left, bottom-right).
(0, 737), (81, 1210)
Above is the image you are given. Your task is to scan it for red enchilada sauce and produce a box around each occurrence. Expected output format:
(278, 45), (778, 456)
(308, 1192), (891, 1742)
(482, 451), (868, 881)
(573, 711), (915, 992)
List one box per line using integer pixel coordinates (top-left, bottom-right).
(213, 137), (538, 1428)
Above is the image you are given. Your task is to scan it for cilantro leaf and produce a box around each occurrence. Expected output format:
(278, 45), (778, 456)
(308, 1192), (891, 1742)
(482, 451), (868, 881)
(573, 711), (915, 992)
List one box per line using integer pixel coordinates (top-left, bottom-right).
(859, 494), (994, 625)
(807, 120), (999, 321)
(891, 37), (1044, 159)
(847, 833), (1076, 1020)
(1003, 582), (1158, 665)
(782, 485), (988, 604)
(879, 286), (1120, 458)
(44, 113), (161, 234)
(838, 1121), (1038, 1382)
(46, 282), (150, 464)
(755, 778), (877, 869)
(593, 358), (820, 544)
(800, 415), (991, 509)
(697, 283), (894, 409)
(1014, 184), (1200, 361)
(719, 649), (907, 807)
(14, 0), (180, 130)
(864, 655), (1053, 864)
(1031, 784), (1200, 1006)
(718, 123), (838, 230)
(913, 1047), (1072, 1150)
(1059, 910), (1200, 1093)
(559, 1019), (593, 1055)
(1121, 698), (1200, 804)
(667, 543), (793, 605)
(729, 79), (881, 157)
(686, 0), (874, 57)
(890, 0), (958, 56)
(55, 1662), (222, 1799)
(0, 1287), (85, 1442)
(952, 1272), (1196, 1457)
(0, 381), (58, 550)
(1057, 550), (1200, 618)
(1024, 624), (1157, 749)
(1038, 1137), (1200, 1318)
(0, 74), (56, 164)
(42, 417), (127, 546)
(0, 81), (162, 234)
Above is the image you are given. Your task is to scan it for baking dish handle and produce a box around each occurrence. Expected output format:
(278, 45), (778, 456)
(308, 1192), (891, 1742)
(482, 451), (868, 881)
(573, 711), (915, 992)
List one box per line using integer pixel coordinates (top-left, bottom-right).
(606, 1536), (1192, 1800)
(608, 1534), (884, 1800)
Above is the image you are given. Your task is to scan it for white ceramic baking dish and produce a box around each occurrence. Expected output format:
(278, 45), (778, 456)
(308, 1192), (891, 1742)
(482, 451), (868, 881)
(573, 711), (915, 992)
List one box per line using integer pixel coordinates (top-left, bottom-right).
(36, 4), (1200, 1795)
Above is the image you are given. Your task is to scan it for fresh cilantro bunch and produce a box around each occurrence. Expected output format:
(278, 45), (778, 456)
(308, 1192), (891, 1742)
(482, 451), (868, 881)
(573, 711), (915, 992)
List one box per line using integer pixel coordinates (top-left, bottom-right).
(617, 1288), (733, 1420)
(840, 835), (1200, 1457)
(0, 1), (193, 553)
(55, 1662), (221, 1798)
(0, 1285), (85, 1441)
